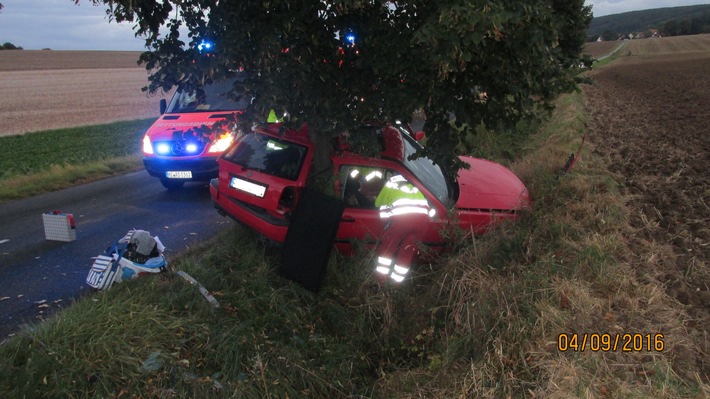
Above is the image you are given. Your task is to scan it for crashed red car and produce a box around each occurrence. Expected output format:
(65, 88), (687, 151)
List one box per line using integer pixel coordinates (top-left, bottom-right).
(210, 122), (530, 254)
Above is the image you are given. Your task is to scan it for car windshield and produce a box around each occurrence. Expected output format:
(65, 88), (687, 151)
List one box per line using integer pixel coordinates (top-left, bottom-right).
(222, 133), (308, 181)
(396, 126), (451, 205)
(166, 78), (250, 113)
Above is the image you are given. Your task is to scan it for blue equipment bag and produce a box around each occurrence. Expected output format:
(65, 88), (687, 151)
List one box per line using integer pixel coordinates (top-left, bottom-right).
(86, 230), (168, 291)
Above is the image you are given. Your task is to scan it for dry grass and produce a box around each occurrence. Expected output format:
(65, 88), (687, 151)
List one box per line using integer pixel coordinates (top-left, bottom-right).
(0, 50), (173, 136)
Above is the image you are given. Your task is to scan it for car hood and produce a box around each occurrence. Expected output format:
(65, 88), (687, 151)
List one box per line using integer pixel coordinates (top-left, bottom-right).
(146, 112), (231, 140)
(455, 156), (530, 211)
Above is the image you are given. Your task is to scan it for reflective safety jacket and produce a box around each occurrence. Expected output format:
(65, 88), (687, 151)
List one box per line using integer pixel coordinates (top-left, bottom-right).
(375, 175), (434, 218)
(373, 175), (433, 283)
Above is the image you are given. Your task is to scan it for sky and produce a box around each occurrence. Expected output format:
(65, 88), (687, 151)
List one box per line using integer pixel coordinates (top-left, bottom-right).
(1, 0), (709, 51)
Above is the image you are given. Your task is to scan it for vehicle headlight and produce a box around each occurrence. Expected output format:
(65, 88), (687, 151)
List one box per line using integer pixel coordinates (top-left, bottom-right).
(142, 134), (154, 154)
(208, 133), (234, 153)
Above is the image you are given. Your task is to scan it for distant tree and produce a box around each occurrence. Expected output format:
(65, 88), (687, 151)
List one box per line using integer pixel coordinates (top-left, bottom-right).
(83, 0), (592, 173)
(601, 29), (617, 41)
(1, 42), (22, 50)
(551, 0), (594, 69)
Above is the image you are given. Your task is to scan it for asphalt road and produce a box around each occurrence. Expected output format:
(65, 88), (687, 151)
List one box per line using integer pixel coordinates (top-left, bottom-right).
(0, 171), (233, 341)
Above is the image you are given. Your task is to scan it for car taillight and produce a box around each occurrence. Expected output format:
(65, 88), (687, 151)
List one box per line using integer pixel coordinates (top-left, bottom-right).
(277, 187), (297, 215)
(142, 134), (153, 154)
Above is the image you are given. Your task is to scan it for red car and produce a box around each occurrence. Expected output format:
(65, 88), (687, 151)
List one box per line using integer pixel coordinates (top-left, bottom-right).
(210, 122), (530, 255)
(142, 78), (249, 189)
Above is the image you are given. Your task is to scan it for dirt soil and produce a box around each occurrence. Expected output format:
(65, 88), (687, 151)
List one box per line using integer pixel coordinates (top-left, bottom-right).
(583, 46), (710, 378)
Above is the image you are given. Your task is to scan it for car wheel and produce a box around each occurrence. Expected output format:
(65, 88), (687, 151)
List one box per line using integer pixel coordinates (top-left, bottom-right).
(160, 179), (185, 190)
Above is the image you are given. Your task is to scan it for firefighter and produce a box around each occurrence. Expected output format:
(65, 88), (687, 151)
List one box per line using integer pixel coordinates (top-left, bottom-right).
(374, 174), (433, 283)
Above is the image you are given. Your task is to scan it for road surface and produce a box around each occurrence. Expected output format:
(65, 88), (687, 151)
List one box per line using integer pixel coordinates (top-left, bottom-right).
(0, 171), (233, 341)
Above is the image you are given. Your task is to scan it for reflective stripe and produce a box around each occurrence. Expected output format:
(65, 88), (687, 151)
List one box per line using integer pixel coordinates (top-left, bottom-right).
(365, 171), (383, 181)
(391, 206), (429, 216)
(393, 264), (409, 275)
(376, 266), (390, 275)
(391, 198), (428, 207)
(350, 169), (360, 178)
(378, 256), (393, 266)
(380, 206), (430, 218)
(390, 273), (405, 283)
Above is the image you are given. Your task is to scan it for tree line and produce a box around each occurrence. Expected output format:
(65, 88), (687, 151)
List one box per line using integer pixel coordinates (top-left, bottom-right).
(587, 4), (710, 42)
(661, 11), (710, 36)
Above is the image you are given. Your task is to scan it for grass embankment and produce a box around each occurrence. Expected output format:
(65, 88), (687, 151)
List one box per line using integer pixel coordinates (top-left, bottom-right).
(0, 119), (152, 203)
(0, 93), (704, 397)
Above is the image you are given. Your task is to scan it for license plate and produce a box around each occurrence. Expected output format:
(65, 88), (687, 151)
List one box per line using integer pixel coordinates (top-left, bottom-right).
(166, 171), (192, 179)
(230, 176), (266, 197)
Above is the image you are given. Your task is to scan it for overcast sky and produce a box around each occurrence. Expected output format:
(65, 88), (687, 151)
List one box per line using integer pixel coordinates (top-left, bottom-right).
(1, 0), (709, 51)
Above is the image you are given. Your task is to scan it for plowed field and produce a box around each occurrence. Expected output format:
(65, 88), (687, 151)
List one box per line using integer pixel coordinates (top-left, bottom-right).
(583, 34), (710, 378)
(0, 50), (171, 136)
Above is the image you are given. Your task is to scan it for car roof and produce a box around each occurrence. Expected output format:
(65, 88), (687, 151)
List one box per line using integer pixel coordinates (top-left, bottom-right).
(255, 122), (408, 164)
(256, 123), (313, 147)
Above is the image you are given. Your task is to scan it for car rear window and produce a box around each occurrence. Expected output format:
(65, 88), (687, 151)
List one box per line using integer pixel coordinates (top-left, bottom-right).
(222, 133), (308, 181)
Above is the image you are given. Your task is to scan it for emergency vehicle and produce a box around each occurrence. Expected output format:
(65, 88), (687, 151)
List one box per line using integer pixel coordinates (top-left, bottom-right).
(142, 77), (249, 189)
(209, 122), (530, 256)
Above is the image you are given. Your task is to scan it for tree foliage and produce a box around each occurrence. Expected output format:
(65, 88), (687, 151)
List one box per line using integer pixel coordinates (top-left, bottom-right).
(85, 0), (591, 173)
(0, 42), (22, 50)
(662, 11), (710, 36)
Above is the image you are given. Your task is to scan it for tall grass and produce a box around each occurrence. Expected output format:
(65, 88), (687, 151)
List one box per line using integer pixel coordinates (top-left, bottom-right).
(0, 92), (705, 398)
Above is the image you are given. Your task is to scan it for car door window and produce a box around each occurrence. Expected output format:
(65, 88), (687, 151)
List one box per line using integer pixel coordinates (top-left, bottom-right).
(338, 165), (389, 209)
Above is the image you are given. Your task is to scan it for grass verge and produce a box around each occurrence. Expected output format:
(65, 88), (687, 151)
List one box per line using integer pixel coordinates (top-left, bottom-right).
(0, 92), (706, 398)
(0, 120), (153, 203)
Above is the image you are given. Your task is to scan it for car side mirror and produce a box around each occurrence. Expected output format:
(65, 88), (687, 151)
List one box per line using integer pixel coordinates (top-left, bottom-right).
(414, 131), (425, 142)
(159, 99), (167, 115)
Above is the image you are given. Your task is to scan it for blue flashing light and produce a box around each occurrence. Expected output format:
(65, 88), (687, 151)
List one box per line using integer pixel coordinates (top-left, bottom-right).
(197, 40), (214, 52)
(345, 34), (356, 45)
(185, 143), (199, 154)
(156, 143), (171, 155)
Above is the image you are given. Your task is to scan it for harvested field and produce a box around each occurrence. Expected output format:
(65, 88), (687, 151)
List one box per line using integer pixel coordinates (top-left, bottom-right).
(624, 33), (710, 55)
(583, 40), (623, 59)
(583, 34), (710, 380)
(583, 33), (710, 59)
(0, 50), (144, 71)
(0, 51), (171, 136)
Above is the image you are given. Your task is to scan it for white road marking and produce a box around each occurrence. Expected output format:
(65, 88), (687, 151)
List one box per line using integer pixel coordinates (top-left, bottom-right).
(0, 239), (9, 244)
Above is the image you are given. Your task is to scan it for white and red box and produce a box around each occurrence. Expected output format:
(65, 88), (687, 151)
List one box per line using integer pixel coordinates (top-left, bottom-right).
(42, 211), (76, 242)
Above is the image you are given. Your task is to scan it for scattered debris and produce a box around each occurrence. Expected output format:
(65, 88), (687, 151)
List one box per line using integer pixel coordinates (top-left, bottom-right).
(176, 271), (220, 308)
(85, 229), (168, 291)
(139, 351), (164, 373)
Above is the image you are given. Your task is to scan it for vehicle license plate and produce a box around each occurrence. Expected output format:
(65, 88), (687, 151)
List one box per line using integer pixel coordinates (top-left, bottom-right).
(165, 171), (192, 179)
(230, 177), (266, 197)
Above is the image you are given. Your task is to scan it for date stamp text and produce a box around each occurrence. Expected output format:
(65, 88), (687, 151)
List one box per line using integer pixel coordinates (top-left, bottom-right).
(558, 333), (665, 352)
